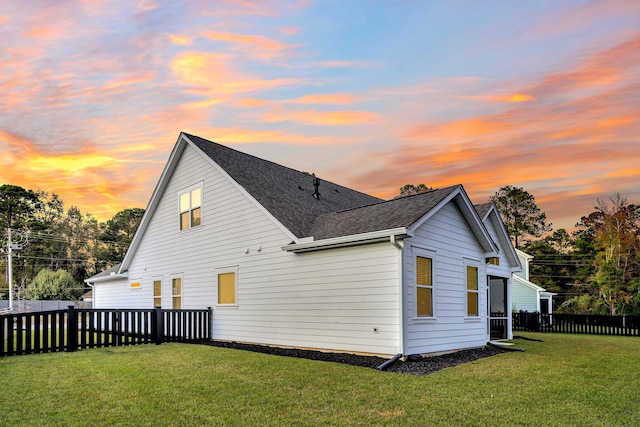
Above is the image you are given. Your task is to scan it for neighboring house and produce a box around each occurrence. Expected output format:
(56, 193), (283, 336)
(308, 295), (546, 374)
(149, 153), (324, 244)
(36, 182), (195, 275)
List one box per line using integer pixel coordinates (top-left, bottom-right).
(86, 132), (520, 356)
(81, 290), (93, 306)
(512, 249), (555, 314)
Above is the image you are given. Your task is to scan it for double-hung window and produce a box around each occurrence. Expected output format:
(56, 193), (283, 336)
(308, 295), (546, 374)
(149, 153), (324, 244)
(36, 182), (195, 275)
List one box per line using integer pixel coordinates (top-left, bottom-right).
(179, 185), (202, 230)
(466, 265), (479, 317)
(416, 256), (434, 317)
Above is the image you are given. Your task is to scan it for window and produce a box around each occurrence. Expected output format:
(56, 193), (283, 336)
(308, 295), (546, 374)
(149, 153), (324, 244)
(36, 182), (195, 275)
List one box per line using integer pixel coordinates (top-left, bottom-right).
(153, 279), (162, 308)
(487, 257), (500, 266)
(130, 280), (141, 289)
(217, 271), (237, 305)
(466, 265), (479, 316)
(179, 185), (202, 230)
(172, 278), (182, 309)
(416, 256), (433, 317)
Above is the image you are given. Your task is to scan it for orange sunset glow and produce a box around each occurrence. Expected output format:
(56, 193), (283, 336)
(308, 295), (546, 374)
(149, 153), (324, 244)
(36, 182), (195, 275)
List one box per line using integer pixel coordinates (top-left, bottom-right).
(1, 1), (638, 230)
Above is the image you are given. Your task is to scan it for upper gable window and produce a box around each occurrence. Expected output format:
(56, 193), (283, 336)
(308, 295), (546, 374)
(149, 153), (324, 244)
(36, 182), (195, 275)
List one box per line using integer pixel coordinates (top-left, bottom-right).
(179, 185), (202, 230)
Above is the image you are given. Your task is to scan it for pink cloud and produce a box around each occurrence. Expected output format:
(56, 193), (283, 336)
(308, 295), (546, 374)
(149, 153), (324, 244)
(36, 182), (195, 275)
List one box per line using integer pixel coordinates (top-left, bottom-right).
(202, 30), (303, 60)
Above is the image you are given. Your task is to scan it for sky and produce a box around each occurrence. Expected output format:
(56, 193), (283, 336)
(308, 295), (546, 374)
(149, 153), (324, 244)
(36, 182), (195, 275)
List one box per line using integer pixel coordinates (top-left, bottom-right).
(1, 0), (639, 232)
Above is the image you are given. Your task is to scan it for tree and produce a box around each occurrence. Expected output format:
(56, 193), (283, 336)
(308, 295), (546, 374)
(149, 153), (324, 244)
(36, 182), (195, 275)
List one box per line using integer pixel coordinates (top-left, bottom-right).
(97, 208), (145, 264)
(24, 269), (82, 300)
(578, 194), (640, 315)
(0, 184), (40, 230)
(0, 185), (41, 300)
(490, 185), (552, 248)
(395, 184), (433, 198)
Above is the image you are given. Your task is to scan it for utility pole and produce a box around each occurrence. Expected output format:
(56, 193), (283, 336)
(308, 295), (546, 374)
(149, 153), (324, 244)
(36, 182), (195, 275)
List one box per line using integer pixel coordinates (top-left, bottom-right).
(3, 229), (27, 312)
(7, 227), (13, 311)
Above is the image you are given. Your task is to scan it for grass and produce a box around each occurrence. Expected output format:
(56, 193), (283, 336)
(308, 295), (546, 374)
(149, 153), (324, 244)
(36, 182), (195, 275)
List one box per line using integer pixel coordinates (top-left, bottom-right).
(1, 333), (639, 426)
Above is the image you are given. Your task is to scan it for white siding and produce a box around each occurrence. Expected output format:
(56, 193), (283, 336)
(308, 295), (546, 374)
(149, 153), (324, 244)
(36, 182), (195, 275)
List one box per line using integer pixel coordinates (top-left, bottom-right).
(403, 202), (489, 355)
(512, 280), (540, 312)
(94, 144), (401, 355)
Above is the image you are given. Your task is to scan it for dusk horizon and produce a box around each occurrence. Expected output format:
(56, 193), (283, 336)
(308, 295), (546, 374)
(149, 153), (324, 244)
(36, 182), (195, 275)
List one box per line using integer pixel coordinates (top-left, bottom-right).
(2, 1), (638, 231)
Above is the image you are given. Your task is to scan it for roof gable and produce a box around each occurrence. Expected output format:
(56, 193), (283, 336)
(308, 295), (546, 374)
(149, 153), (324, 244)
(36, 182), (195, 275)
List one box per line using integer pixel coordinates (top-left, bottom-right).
(476, 202), (521, 269)
(309, 186), (458, 240)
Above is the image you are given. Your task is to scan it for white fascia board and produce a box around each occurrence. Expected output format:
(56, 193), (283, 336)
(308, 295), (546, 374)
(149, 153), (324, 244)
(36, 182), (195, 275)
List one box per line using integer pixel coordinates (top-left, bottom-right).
(120, 133), (188, 272)
(512, 275), (546, 292)
(487, 206), (522, 270)
(408, 185), (498, 256)
(84, 272), (129, 285)
(283, 228), (408, 253)
(515, 248), (534, 260)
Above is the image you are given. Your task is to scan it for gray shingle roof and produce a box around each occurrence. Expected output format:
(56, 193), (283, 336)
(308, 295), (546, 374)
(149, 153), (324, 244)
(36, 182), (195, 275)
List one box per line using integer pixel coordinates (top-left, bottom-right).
(185, 133), (383, 238)
(474, 202), (493, 219)
(309, 186), (460, 240)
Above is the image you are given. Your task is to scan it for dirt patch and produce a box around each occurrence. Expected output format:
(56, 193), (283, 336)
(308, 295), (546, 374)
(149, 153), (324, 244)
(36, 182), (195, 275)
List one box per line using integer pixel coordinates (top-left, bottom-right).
(196, 340), (507, 376)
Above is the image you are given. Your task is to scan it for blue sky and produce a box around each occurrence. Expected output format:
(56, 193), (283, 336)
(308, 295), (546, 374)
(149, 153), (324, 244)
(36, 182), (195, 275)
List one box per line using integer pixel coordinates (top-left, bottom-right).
(1, 0), (639, 231)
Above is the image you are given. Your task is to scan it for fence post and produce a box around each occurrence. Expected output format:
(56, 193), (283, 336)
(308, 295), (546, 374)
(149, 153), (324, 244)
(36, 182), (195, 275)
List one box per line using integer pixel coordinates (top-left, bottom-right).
(66, 305), (78, 352)
(208, 307), (213, 340)
(153, 307), (163, 345)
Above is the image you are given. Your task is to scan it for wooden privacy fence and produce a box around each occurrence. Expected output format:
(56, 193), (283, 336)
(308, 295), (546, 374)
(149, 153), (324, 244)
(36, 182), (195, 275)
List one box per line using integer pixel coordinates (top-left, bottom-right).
(1, 306), (211, 357)
(513, 312), (640, 337)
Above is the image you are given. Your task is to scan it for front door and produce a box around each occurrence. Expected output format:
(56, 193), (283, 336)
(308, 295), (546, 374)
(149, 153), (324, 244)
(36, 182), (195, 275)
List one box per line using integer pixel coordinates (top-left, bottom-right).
(488, 276), (508, 340)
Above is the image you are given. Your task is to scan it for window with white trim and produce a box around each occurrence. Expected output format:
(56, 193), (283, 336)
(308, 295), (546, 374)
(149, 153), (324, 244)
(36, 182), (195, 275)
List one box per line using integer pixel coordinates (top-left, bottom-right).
(153, 279), (162, 308)
(416, 256), (434, 317)
(179, 185), (202, 230)
(172, 277), (182, 309)
(466, 265), (479, 317)
(216, 266), (238, 306)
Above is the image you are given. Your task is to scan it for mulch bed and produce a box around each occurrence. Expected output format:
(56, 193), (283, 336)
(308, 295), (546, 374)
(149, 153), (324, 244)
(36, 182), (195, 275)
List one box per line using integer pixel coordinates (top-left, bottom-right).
(196, 340), (507, 376)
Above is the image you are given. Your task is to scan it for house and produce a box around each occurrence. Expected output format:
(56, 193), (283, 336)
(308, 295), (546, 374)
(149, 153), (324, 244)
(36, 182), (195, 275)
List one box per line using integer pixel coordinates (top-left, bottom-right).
(512, 249), (555, 314)
(86, 132), (520, 356)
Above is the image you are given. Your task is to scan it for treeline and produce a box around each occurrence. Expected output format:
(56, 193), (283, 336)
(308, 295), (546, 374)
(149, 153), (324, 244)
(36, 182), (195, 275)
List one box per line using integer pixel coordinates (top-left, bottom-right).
(520, 194), (640, 316)
(1, 184), (144, 301)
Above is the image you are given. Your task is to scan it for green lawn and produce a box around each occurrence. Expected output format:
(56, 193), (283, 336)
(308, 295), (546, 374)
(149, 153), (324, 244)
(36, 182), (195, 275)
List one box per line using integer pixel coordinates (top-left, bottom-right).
(1, 333), (639, 426)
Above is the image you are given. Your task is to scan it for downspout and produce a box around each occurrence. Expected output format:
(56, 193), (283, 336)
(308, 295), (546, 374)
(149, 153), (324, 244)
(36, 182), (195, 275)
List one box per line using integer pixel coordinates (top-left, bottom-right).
(390, 235), (405, 357)
(87, 282), (94, 309)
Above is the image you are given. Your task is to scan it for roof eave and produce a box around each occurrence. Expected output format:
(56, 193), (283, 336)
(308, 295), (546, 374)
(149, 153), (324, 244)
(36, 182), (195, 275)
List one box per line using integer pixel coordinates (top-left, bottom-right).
(282, 227), (408, 253)
(85, 272), (129, 284)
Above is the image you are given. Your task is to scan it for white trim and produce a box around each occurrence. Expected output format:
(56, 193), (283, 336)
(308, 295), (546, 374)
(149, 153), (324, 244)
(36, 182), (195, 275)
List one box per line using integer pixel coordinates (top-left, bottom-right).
(120, 134), (188, 272)
(152, 276), (163, 308)
(171, 274), (183, 309)
(85, 272), (129, 284)
(178, 181), (203, 231)
(408, 186), (498, 257)
(480, 203), (522, 271)
(512, 274), (546, 292)
(282, 228), (408, 253)
(464, 259), (481, 318)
